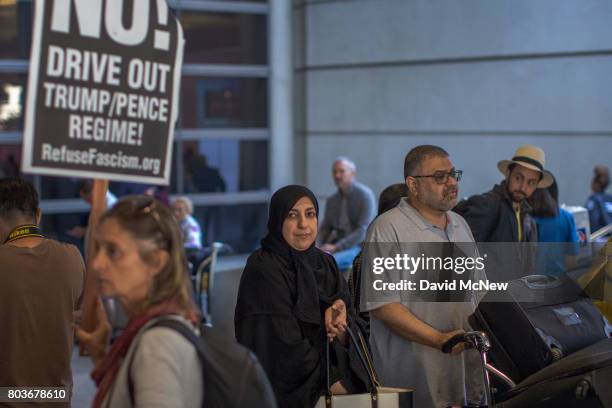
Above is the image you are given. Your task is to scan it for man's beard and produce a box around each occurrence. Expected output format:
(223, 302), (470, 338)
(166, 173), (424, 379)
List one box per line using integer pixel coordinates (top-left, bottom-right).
(510, 189), (527, 203)
(422, 187), (458, 211)
(440, 187), (459, 210)
(506, 182), (527, 203)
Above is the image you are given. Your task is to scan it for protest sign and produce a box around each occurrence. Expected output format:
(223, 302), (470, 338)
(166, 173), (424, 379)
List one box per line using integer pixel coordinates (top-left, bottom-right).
(22, 0), (184, 184)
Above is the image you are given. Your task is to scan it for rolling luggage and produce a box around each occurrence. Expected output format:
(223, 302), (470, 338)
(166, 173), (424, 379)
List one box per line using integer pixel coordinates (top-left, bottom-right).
(443, 332), (612, 407)
(469, 275), (611, 382)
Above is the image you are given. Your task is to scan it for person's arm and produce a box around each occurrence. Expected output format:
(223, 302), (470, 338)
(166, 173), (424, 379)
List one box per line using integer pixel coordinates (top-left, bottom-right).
(236, 313), (348, 403)
(334, 188), (376, 251)
(325, 299), (348, 345)
(586, 197), (603, 232)
(370, 303), (466, 354)
(74, 297), (111, 365)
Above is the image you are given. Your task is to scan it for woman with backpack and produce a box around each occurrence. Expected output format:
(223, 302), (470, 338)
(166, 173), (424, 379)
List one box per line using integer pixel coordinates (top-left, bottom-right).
(76, 192), (203, 407)
(235, 185), (369, 408)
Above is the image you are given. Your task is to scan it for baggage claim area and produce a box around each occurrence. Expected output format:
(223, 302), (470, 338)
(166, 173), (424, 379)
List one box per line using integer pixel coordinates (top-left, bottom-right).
(0, 1), (610, 407)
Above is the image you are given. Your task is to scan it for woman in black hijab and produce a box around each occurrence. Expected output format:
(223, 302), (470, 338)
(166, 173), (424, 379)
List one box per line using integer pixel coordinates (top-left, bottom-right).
(235, 185), (367, 408)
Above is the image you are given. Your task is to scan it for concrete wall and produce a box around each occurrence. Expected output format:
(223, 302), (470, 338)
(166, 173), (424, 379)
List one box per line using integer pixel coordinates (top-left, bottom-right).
(295, 0), (612, 207)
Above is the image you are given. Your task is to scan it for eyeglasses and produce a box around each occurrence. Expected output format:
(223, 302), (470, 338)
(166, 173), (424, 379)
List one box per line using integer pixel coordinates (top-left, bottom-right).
(139, 198), (160, 220)
(412, 169), (463, 184)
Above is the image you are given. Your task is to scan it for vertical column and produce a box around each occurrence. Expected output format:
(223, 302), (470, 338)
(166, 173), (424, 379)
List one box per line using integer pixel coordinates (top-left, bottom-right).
(268, 0), (294, 191)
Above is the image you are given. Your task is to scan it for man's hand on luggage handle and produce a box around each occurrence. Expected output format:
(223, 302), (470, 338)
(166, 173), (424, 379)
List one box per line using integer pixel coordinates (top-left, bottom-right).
(439, 329), (467, 355)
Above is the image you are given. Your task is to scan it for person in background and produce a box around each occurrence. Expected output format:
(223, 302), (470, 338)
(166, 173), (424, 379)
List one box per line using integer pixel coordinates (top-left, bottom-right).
(530, 174), (580, 275)
(171, 196), (204, 268)
(76, 196), (203, 408)
(455, 145), (553, 244)
(349, 183), (408, 331)
(318, 156), (376, 271)
(376, 183), (409, 217)
(455, 145), (554, 280)
(586, 165), (612, 233)
(235, 185), (368, 408)
(66, 180), (118, 240)
(184, 147), (226, 193)
(0, 178), (84, 407)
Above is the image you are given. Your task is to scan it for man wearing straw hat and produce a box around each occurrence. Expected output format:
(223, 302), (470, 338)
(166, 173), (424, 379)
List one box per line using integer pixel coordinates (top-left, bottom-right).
(455, 144), (554, 244)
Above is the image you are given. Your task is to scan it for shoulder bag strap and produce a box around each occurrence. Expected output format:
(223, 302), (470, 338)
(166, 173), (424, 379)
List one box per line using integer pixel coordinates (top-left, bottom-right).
(324, 326), (379, 408)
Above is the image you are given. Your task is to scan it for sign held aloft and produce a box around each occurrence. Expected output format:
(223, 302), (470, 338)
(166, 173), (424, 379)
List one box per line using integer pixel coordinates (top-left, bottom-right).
(22, 0), (184, 185)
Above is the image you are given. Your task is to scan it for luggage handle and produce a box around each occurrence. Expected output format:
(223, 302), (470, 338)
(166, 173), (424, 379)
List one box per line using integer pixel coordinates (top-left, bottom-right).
(442, 331), (494, 407)
(441, 333), (468, 354)
(324, 326), (380, 408)
(519, 274), (563, 290)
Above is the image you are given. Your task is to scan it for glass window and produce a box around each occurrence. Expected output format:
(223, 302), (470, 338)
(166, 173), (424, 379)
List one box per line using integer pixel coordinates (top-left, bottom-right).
(182, 139), (268, 193)
(180, 77), (267, 128)
(0, 1), (33, 59)
(0, 74), (26, 131)
(193, 203), (267, 253)
(180, 11), (266, 64)
(40, 202), (268, 256)
(0, 144), (22, 177)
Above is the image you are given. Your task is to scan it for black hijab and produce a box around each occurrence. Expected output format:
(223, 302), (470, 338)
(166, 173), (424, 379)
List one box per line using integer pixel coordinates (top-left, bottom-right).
(260, 185), (345, 325)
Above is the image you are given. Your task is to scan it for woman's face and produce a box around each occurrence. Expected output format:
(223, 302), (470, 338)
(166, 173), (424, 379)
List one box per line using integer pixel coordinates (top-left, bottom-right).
(282, 197), (317, 251)
(91, 218), (166, 312)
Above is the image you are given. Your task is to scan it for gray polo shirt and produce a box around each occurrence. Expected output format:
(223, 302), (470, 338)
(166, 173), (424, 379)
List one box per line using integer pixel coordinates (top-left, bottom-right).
(360, 198), (485, 408)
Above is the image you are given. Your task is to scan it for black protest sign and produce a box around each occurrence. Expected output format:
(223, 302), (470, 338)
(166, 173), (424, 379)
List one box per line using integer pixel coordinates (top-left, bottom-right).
(22, 0), (184, 184)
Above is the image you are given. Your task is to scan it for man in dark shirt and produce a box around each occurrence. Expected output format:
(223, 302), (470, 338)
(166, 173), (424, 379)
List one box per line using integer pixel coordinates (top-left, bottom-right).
(319, 157), (376, 270)
(455, 145), (553, 243)
(586, 165), (612, 234)
(454, 145), (554, 280)
(0, 178), (84, 407)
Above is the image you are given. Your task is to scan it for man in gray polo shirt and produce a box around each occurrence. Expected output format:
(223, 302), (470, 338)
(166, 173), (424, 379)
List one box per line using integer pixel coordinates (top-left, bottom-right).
(319, 156), (376, 270)
(360, 145), (485, 408)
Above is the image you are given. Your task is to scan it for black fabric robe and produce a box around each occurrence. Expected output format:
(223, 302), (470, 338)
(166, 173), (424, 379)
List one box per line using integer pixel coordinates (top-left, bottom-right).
(235, 185), (368, 408)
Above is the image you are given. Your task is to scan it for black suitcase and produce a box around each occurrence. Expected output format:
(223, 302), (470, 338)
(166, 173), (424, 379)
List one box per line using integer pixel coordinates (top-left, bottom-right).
(469, 275), (611, 382)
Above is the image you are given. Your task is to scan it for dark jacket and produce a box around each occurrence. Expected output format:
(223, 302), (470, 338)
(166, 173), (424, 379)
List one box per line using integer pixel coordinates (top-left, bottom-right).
(454, 182), (538, 280)
(454, 181), (538, 243)
(586, 191), (612, 233)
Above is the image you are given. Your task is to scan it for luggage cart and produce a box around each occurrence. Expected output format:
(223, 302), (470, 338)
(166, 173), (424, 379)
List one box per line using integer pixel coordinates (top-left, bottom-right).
(442, 331), (612, 408)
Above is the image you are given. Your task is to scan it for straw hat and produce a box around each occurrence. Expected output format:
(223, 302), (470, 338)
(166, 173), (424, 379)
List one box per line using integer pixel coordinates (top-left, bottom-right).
(497, 145), (554, 188)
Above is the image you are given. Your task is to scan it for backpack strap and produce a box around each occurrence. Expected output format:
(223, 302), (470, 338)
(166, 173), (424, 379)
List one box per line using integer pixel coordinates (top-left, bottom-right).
(127, 318), (205, 407)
